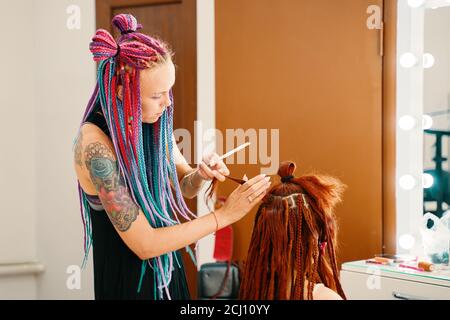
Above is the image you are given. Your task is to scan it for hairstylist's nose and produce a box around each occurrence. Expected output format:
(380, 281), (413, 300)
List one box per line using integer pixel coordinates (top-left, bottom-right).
(163, 94), (171, 108)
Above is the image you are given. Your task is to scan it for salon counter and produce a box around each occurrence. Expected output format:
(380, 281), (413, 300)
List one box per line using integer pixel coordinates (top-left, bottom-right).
(340, 260), (450, 300)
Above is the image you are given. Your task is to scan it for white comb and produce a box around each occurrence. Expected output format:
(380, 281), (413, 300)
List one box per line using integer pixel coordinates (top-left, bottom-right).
(209, 142), (251, 166)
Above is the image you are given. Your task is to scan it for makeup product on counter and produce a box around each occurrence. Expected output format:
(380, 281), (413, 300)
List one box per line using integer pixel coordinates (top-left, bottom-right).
(374, 254), (417, 264)
(374, 256), (394, 264)
(366, 259), (388, 265)
(399, 264), (424, 272)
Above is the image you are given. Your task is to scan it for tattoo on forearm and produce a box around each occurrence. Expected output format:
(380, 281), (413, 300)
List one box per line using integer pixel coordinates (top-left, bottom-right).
(180, 170), (203, 198)
(180, 171), (191, 195)
(74, 131), (84, 168)
(84, 142), (139, 231)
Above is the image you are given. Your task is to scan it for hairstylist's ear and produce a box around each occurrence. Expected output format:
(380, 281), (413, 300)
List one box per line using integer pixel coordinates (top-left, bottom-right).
(116, 85), (123, 101)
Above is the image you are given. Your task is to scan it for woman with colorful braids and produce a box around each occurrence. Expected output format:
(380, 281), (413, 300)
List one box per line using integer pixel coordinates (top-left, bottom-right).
(72, 14), (272, 300)
(239, 161), (347, 300)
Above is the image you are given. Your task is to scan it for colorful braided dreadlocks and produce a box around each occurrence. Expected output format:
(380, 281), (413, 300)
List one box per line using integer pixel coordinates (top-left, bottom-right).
(75, 14), (197, 300)
(239, 161), (347, 300)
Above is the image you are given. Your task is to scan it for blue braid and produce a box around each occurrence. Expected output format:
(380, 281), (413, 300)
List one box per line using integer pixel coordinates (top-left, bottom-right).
(79, 58), (198, 300)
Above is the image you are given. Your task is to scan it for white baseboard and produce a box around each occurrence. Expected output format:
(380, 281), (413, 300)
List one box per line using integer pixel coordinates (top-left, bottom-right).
(0, 262), (44, 299)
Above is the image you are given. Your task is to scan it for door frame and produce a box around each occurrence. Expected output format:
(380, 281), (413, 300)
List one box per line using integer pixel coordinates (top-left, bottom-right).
(96, 0), (182, 30)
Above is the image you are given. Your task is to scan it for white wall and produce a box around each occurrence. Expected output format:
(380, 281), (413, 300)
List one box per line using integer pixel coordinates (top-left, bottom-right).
(0, 0), (96, 299)
(0, 0), (39, 299)
(33, 0), (96, 299)
(196, 0), (217, 269)
(0, 0), (37, 265)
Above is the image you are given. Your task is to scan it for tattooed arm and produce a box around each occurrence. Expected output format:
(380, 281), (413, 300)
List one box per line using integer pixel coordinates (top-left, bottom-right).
(171, 134), (230, 199)
(171, 133), (206, 199)
(84, 141), (139, 232)
(76, 125), (234, 260)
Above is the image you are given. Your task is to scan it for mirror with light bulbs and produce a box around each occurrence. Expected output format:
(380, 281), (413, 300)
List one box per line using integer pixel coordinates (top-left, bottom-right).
(396, 0), (450, 258)
(423, 3), (450, 219)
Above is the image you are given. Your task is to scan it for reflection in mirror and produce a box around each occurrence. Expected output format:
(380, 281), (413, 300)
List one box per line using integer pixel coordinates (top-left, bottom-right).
(421, 3), (450, 265)
(423, 6), (450, 219)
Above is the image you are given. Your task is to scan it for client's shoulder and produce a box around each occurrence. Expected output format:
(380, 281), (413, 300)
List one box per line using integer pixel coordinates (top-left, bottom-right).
(313, 283), (343, 300)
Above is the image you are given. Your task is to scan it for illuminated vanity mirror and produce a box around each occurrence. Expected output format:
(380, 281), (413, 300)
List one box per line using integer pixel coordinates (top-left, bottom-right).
(423, 4), (450, 216)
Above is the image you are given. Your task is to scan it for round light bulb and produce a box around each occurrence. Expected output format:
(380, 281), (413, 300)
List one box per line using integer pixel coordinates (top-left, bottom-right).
(399, 115), (417, 131)
(422, 114), (433, 130)
(400, 52), (418, 68)
(408, 0), (425, 8)
(423, 173), (434, 189)
(423, 53), (435, 69)
(399, 234), (415, 250)
(399, 175), (416, 190)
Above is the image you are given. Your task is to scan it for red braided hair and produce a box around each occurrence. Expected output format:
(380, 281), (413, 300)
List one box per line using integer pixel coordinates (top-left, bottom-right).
(239, 161), (347, 300)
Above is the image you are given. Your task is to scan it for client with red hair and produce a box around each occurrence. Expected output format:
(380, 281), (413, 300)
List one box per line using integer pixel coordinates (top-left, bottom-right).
(239, 161), (347, 300)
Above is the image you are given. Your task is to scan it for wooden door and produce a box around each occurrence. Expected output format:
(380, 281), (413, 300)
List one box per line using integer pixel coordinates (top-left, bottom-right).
(215, 0), (385, 266)
(96, 0), (198, 298)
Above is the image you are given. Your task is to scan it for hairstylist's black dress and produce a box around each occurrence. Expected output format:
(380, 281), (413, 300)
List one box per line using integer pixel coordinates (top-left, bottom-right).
(83, 107), (191, 300)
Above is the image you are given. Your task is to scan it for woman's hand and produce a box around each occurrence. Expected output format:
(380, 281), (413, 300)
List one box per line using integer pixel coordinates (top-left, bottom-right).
(215, 173), (272, 227)
(197, 152), (230, 182)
